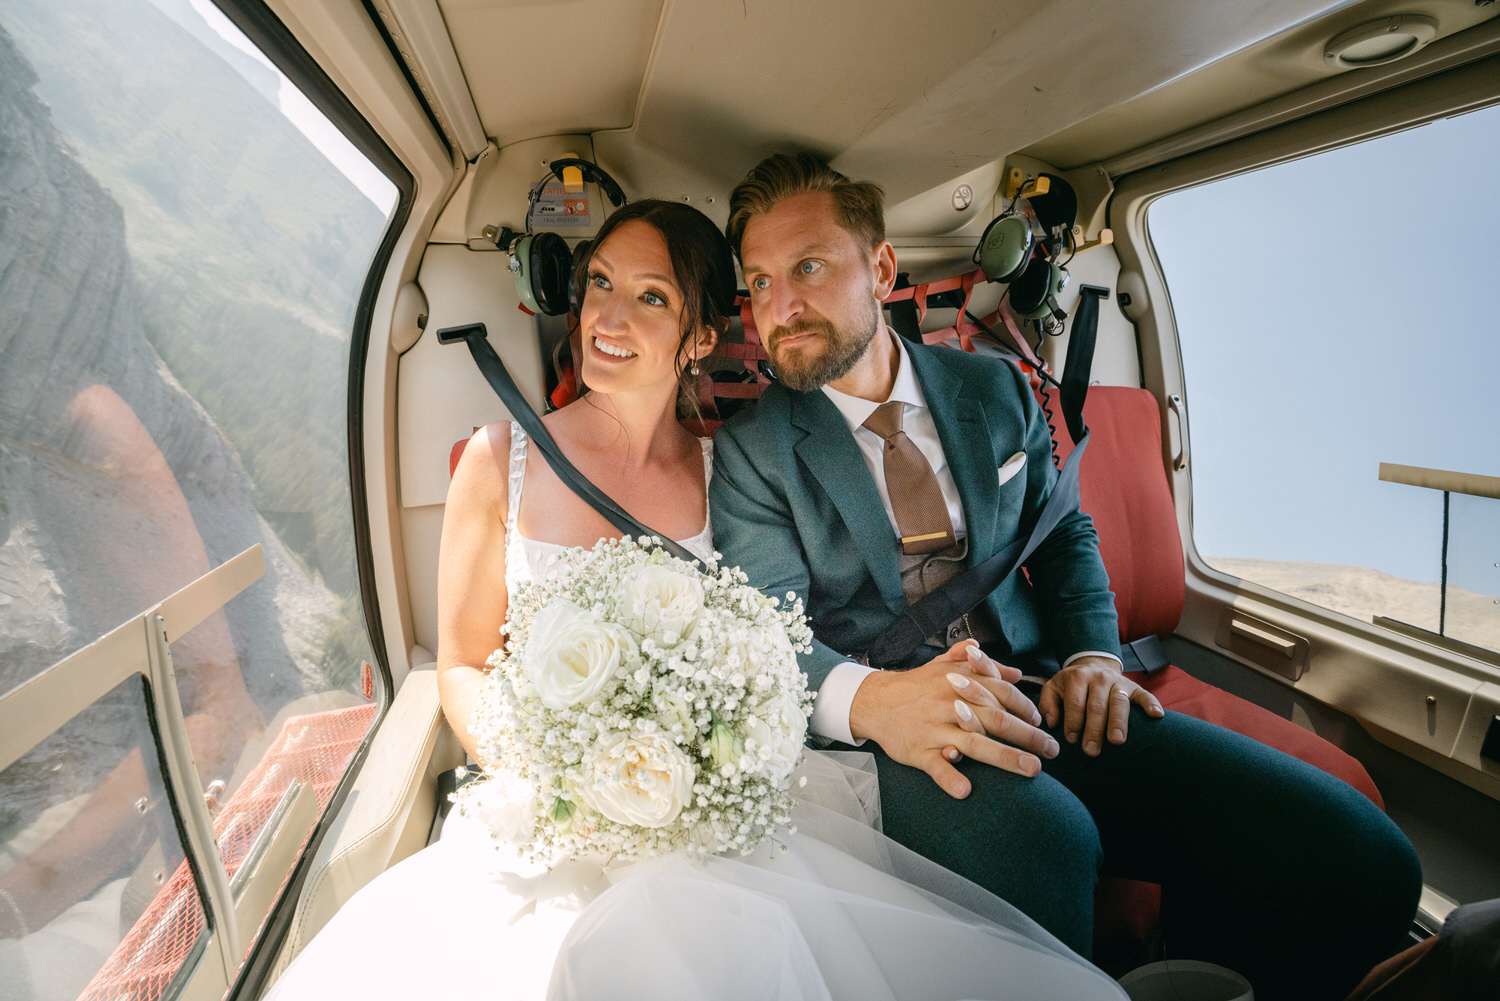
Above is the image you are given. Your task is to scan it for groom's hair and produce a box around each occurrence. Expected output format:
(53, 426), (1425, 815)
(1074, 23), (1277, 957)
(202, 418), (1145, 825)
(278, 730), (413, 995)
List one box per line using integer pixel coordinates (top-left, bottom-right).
(726, 153), (885, 257)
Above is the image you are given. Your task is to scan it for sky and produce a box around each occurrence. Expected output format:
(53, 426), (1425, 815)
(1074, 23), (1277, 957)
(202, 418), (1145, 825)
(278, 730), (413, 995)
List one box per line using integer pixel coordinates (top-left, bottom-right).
(187, 0), (398, 212)
(1150, 103), (1500, 598)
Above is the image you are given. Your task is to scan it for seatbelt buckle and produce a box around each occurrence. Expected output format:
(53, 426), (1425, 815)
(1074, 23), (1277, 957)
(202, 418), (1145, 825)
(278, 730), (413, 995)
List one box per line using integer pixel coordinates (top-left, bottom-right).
(1125, 635), (1170, 674)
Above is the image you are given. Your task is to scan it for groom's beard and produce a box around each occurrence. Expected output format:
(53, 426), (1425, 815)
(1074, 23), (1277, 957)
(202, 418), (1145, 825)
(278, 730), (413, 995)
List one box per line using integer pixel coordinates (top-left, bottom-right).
(766, 310), (880, 392)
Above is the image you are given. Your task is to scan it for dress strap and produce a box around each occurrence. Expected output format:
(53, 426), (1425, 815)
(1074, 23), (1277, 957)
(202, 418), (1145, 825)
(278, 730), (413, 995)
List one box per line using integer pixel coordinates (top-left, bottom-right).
(698, 437), (714, 491)
(506, 422), (528, 542)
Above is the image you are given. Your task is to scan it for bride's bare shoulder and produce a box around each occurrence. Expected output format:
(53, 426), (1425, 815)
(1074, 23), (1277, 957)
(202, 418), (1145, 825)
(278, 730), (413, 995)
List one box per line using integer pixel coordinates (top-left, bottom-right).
(448, 420), (513, 510)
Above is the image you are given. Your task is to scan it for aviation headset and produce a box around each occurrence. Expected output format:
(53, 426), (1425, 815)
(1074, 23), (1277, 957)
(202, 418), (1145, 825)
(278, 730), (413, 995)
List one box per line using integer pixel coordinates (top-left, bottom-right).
(496, 158), (628, 316)
(973, 173), (1076, 327)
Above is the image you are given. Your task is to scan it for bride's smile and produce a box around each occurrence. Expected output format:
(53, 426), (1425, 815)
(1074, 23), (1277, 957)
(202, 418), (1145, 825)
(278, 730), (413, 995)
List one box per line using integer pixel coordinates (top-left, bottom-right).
(578, 220), (697, 393)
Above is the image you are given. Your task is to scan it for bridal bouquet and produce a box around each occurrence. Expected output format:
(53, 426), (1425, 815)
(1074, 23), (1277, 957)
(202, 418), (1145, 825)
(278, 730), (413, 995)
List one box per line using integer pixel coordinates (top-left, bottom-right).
(455, 537), (814, 863)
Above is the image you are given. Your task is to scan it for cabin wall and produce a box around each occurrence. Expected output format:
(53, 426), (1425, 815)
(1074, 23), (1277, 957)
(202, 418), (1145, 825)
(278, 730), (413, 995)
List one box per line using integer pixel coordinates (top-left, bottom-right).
(395, 137), (606, 658)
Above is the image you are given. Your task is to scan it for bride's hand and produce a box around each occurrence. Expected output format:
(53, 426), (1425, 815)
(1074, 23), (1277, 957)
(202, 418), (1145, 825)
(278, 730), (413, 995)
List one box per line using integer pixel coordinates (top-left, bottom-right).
(849, 641), (1060, 799)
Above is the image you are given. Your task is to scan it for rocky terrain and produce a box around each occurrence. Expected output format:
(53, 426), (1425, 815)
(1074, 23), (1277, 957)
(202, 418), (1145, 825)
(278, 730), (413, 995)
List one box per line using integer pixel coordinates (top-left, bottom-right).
(0, 11), (357, 835)
(1210, 557), (1500, 655)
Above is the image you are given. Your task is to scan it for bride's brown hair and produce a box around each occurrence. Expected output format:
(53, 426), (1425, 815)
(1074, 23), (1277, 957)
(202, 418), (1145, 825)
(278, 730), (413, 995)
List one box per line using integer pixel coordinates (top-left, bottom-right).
(568, 200), (734, 402)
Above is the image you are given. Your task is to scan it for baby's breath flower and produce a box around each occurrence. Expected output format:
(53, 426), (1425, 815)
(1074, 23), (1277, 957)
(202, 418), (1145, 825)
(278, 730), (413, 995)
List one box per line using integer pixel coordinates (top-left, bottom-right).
(452, 536), (810, 864)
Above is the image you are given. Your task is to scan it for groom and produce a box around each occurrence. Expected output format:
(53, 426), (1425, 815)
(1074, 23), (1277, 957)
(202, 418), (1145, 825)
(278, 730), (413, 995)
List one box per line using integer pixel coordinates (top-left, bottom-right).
(710, 153), (1421, 999)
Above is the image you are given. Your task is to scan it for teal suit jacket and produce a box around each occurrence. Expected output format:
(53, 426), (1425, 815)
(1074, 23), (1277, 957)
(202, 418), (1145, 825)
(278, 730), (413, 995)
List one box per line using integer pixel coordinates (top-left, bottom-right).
(710, 341), (1120, 690)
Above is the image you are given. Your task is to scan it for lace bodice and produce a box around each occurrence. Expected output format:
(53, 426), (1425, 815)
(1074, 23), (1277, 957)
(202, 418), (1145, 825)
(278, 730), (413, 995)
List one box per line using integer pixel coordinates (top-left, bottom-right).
(504, 423), (715, 592)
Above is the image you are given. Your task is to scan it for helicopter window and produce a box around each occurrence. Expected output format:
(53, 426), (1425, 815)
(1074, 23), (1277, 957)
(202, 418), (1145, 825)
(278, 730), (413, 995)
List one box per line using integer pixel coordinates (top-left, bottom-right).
(0, 677), (205, 1000)
(0, 0), (399, 995)
(1149, 102), (1500, 663)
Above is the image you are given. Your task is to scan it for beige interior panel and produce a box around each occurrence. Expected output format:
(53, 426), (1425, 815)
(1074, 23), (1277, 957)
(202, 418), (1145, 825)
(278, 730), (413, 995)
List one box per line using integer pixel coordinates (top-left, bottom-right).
(398, 244), (547, 510)
(396, 239), (549, 656)
(439, 0), (663, 147)
(401, 505), (447, 661)
(1028, 0), (1500, 170)
(594, 0), (1352, 205)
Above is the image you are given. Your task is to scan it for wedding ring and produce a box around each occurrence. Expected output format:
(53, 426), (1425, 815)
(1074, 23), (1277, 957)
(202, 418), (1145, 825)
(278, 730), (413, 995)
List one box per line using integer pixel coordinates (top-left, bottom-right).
(1109, 686), (1127, 699)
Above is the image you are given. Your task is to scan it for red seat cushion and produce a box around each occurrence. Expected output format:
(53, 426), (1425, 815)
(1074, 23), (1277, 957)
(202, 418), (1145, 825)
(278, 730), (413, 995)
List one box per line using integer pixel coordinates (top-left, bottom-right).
(1062, 387), (1384, 965)
(1054, 386), (1185, 641)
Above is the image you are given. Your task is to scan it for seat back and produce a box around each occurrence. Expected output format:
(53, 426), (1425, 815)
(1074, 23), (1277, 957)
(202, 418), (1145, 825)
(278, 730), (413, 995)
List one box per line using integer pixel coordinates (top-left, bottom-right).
(1053, 386), (1184, 643)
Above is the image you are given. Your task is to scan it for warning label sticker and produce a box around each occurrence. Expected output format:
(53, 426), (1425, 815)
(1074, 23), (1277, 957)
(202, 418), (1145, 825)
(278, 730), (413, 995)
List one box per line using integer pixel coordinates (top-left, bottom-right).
(530, 181), (591, 228)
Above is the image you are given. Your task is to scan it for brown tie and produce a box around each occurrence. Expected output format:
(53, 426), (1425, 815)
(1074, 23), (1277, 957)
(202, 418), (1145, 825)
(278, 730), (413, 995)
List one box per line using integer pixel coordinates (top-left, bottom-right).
(862, 401), (956, 555)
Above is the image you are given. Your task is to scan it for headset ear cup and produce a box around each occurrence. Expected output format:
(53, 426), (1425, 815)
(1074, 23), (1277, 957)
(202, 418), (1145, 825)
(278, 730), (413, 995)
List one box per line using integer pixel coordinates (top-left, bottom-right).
(1009, 256), (1057, 320)
(568, 239), (592, 316)
(528, 232), (574, 316)
(975, 216), (1033, 284)
(511, 235), (540, 313)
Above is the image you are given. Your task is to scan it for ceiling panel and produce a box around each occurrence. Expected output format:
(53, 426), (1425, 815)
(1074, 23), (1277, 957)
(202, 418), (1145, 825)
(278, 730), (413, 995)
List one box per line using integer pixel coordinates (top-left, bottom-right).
(439, 0), (665, 146)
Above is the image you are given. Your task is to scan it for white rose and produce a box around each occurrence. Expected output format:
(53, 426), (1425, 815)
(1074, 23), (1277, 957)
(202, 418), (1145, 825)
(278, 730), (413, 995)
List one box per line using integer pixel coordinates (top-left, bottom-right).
(523, 600), (635, 709)
(744, 689), (807, 780)
(580, 731), (694, 828)
(620, 564), (705, 643)
(756, 621), (797, 665)
(459, 769), (537, 845)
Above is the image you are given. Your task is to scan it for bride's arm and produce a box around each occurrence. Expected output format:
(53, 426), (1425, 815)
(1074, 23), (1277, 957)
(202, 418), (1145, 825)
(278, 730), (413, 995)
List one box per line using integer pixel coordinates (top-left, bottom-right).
(435, 422), (511, 764)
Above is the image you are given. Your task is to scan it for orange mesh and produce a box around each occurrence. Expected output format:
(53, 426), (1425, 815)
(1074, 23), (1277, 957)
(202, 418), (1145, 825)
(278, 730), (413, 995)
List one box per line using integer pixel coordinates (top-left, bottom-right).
(79, 702), (378, 1001)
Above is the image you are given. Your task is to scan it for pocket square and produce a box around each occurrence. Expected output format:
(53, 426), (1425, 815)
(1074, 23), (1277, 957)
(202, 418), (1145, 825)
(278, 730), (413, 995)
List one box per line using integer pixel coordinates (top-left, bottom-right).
(997, 451), (1026, 486)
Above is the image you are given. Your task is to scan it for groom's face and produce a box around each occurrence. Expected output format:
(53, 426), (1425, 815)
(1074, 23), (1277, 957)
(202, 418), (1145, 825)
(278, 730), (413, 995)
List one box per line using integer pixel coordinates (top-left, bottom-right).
(740, 192), (887, 392)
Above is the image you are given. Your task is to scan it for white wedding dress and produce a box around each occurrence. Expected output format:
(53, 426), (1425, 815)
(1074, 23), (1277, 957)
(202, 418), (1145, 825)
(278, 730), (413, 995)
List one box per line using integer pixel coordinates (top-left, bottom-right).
(264, 427), (1125, 1001)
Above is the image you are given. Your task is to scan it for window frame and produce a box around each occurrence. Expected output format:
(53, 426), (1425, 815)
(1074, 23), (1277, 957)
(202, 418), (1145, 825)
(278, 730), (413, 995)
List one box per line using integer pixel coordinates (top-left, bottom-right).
(0, 548), (266, 997)
(1110, 48), (1500, 795)
(198, 2), (421, 996)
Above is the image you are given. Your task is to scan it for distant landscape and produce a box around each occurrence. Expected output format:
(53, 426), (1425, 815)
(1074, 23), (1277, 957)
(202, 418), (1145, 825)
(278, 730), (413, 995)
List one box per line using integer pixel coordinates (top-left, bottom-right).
(0, 0), (397, 729)
(6, 0), (388, 599)
(1209, 557), (1500, 656)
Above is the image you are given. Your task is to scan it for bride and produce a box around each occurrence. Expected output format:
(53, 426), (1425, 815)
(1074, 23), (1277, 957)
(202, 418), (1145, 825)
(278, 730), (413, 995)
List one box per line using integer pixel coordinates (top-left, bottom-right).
(264, 200), (1126, 1000)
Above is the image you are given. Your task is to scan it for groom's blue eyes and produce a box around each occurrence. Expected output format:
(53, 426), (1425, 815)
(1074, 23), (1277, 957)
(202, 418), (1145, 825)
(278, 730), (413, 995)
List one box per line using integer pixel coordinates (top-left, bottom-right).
(749, 262), (819, 293)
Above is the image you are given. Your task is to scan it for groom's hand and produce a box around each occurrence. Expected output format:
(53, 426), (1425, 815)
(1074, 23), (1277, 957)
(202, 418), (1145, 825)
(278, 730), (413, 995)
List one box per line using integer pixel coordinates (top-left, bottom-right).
(1038, 656), (1164, 756)
(849, 641), (1060, 799)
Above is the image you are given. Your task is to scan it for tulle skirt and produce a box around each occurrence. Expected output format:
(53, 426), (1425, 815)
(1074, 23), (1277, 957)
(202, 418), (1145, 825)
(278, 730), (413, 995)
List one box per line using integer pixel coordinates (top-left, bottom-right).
(265, 752), (1125, 1001)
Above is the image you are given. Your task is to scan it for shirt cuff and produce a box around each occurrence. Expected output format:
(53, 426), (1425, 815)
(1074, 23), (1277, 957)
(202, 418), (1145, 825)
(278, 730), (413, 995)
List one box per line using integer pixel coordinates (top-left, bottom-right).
(1063, 650), (1123, 669)
(809, 662), (879, 746)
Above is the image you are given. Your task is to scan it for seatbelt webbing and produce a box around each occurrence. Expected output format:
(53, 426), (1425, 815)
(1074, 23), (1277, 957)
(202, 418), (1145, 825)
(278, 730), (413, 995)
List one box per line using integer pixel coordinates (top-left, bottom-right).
(1059, 285), (1109, 447)
(865, 428), (1087, 668)
(864, 279), (1107, 669)
(437, 322), (706, 569)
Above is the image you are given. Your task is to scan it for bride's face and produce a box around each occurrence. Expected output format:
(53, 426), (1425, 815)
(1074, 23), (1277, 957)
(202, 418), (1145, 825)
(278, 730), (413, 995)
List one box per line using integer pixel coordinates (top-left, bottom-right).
(578, 220), (705, 397)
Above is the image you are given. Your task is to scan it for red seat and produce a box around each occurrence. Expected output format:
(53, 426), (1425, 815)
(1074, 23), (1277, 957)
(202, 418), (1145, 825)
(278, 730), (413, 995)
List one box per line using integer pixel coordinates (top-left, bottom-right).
(1055, 386), (1383, 962)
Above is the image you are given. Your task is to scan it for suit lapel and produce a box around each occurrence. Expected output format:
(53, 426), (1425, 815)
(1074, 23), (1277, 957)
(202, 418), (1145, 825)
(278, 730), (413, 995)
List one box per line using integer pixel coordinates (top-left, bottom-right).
(906, 347), (1001, 561)
(790, 390), (905, 612)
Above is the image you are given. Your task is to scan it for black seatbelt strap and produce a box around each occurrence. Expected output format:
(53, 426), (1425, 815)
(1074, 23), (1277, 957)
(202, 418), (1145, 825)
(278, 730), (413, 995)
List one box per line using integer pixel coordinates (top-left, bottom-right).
(865, 282), (1108, 669)
(1059, 285), (1109, 447)
(437, 322), (706, 569)
(887, 274), (923, 344)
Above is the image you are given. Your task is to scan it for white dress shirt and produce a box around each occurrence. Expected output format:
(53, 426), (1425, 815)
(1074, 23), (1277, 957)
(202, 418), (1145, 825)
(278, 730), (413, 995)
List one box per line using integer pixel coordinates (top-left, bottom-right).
(808, 333), (1120, 744)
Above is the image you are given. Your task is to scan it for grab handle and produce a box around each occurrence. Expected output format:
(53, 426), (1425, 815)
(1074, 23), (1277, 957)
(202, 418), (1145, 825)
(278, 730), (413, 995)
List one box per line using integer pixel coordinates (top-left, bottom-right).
(1167, 394), (1189, 471)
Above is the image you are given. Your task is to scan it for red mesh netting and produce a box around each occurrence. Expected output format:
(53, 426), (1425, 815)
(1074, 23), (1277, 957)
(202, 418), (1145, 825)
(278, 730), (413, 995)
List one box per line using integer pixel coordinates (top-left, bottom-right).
(78, 702), (377, 1001)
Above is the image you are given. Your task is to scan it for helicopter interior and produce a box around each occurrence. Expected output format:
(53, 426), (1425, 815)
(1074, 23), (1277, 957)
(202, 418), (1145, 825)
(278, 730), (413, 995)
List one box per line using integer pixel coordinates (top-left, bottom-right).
(1, 0), (1498, 998)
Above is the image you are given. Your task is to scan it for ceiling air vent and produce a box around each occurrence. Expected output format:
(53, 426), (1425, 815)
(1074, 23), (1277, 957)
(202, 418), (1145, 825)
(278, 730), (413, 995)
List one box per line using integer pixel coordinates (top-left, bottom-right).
(1324, 15), (1439, 68)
